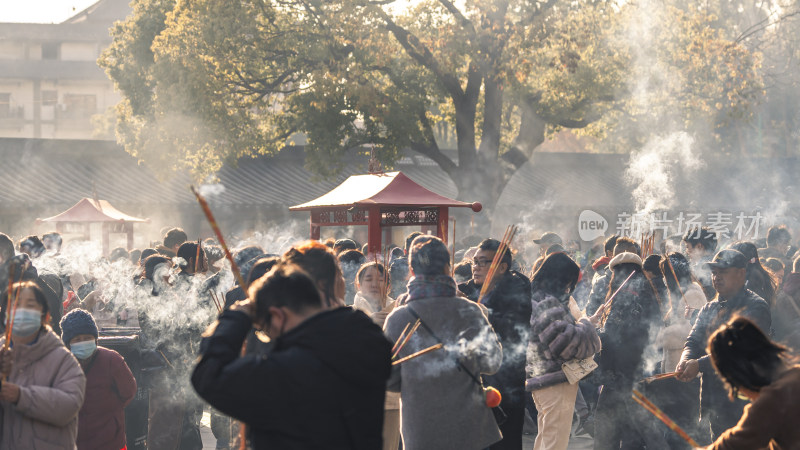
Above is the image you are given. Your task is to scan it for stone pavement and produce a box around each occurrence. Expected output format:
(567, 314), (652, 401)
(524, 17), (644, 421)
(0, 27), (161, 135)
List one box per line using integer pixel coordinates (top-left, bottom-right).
(201, 411), (595, 449)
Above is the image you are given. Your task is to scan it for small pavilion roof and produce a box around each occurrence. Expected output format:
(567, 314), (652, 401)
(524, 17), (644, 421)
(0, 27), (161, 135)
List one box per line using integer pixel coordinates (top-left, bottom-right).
(289, 171), (481, 211)
(38, 198), (149, 223)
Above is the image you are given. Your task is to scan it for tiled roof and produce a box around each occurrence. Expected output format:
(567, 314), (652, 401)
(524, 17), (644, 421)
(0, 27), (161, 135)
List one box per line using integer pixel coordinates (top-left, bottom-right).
(1, 138), (797, 220)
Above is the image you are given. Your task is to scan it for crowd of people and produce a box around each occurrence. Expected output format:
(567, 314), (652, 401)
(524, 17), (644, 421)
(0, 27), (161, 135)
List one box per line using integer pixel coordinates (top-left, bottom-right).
(0, 222), (798, 449)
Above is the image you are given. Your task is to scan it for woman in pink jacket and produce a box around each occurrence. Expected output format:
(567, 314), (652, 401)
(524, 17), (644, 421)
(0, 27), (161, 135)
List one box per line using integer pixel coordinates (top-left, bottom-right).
(60, 309), (137, 450)
(0, 281), (86, 450)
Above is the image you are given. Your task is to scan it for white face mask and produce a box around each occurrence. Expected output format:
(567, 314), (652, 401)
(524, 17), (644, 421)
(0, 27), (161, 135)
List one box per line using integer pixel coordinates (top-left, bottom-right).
(70, 340), (97, 360)
(12, 308), (43, 338)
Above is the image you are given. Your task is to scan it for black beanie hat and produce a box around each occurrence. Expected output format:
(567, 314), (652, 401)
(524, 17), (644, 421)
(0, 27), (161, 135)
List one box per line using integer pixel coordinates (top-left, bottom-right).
(60, 309), (98, 346)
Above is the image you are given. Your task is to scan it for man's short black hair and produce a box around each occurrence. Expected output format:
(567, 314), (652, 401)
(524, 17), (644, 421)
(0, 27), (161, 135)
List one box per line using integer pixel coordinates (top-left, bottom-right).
(766, 225), (791, 247)
(613, 236), (640, 256)
(177, 242), (202, 268)
(333, 239), (358, 255)
(163, 228), (188, 249)
(338, 249), (366, 267)
(604, 235), (619, 255)
(409, 235), (450, 276)
(405, 232), (424, 255)
(109, 247), (130, 263)
(683, 226), (717, 253)
(19, 235), (45, 257)
(478, 238), (512, 269)
(0, 233), (14, 263)
(41, 232), (62, 251)
(250, 264), (323, 321)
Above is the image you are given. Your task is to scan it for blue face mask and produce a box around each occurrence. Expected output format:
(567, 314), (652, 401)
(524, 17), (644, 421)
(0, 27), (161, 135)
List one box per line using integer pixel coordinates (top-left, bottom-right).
(70, 340), (97, 360)
(12, 308), (43, 338)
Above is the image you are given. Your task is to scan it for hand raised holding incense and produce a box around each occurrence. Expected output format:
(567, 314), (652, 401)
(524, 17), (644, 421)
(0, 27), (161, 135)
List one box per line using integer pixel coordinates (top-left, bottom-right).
(0, 347), (13, 380)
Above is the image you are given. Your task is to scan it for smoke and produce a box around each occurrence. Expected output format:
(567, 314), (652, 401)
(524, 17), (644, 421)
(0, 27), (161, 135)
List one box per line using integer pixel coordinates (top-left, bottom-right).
(624, 132), (705, 219)
(198, 183), (226, 197)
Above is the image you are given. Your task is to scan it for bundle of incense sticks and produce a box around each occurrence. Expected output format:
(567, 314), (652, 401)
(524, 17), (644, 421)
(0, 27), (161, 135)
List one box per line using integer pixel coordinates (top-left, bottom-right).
(4, 263), (27, 351)
(392, 319), (421, 359)
(194, 238), (202, 273)
(664, 255), (690, 308)
(190, 186), (247, 291)
(478, 225), (518, 304)
(392, 343), (443, 365)
(640, 232), (656, 259)
(632, 389), (700, 447)
(599, 270), (637, 328)
(209, 291), (223, 313)
(643, 372), (678, 383)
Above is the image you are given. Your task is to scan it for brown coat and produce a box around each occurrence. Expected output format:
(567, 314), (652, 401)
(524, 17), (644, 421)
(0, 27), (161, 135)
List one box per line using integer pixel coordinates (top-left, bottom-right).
(0, 328), (86, 450)
(707, 365), (800, 450)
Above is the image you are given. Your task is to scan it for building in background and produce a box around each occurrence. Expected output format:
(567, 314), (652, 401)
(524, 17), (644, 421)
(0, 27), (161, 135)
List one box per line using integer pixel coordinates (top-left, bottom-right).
(0, 0), (130, 139)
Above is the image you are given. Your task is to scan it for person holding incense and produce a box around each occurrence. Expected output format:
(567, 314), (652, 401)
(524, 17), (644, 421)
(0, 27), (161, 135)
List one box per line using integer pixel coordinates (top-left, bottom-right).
(458, 238), (531, 450)
(192, 263), (392, 449)
(593, 251), (666, 450)
(0, 281), (86, 449)
(60, 308), (137, 450)
(385, 235), (503, 450)
(676, 249), (771, 441)
(703, 316), (800, 449)
(353, 261), (400, 450)
(526, 252), (602, 450)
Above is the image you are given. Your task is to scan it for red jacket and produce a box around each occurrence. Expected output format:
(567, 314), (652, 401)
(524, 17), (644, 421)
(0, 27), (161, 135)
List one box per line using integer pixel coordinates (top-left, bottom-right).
(77, 346), (137, 450)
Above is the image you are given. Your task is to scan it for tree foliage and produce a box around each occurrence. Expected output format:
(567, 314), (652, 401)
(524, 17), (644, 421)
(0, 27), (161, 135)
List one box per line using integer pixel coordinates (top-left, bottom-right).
(100, 0), (772, 210)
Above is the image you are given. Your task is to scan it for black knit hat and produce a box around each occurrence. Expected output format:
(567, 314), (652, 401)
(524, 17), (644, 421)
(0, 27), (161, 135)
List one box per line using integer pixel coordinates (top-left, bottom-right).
(60, 309), (98, 346)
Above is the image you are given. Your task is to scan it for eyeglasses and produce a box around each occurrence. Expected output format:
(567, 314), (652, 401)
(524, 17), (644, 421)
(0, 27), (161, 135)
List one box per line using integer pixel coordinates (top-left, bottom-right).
(471, 259), (491, 268)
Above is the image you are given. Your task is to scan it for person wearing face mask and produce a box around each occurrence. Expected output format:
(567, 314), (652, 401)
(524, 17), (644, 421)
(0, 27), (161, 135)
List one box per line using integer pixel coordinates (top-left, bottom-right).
(192, 263), (392, 449)
(0, 281), (86, 449)
(60, 309), (137, 450)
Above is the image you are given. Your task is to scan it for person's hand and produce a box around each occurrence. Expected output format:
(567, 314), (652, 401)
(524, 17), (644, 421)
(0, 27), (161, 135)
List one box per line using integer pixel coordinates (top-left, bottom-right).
(0, 382), (20, 404)
(0, 348), (14, 378)
(676, 359), (699, 382)
(588, 303), (607, 327)
(230, 299), (256, 318)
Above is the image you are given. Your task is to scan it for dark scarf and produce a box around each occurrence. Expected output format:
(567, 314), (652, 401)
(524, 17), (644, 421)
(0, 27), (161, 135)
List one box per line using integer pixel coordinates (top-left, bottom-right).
(407, 274), (457, 301)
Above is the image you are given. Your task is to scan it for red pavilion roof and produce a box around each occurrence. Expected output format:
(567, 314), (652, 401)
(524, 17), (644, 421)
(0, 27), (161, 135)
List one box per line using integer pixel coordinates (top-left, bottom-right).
(289, 172), (481, 211)
(38, 198), (149, 223)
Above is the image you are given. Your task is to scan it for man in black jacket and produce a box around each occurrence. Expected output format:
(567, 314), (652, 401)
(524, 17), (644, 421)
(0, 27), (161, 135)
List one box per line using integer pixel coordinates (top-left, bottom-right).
(192, 264), (392, 450)
(459, 238), (532, 450)
(676, 249), (772, 440)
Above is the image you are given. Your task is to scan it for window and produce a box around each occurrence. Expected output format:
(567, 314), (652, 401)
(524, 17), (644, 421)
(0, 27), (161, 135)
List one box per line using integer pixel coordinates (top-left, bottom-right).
(42, 90), (57, 106)
(62, 94), (96, 119)
(41, 42), (59, 60)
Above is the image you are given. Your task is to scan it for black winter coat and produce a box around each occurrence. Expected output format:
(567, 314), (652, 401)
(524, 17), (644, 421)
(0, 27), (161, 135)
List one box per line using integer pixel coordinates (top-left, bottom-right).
(459, 270), (532, 394)
(192, 307), (392, 450)
(596, 273), (661, 388)
(681, 287), (771, 416)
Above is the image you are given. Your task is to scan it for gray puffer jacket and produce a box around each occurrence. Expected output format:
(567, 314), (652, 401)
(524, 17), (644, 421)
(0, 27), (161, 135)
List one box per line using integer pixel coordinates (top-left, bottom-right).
(526, 291), (601, 391)
(0, 328), (86, 450)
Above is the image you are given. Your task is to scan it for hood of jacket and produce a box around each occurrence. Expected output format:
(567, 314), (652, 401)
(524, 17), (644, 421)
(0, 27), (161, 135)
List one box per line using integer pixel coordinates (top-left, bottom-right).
(275, 307), (391, 388)
(4, 327), (69, 368)
(784, 273), (800, 297)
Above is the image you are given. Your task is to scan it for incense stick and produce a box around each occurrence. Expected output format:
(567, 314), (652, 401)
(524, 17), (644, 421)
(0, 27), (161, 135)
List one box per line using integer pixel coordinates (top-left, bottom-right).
(599, 270), (637, 328)
(392, 343), (443, 365)
(194, 238), (202, 274)
(190, 186), (247, 291)
(391, 323), (412, 354)
(478, 225), (517, 304)
(643, 372), (678, 383)
(632, 389), (699, 447)
(392, 319), (421, 359)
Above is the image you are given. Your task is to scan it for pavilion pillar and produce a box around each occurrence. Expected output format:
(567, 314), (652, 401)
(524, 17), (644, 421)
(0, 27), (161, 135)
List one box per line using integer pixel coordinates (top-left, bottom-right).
(437, 207), (449, 242)
(367, 206), (382, 255)
(310, 218), (321, 241)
